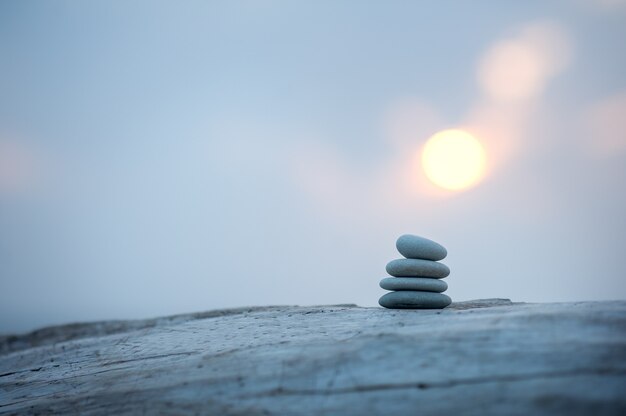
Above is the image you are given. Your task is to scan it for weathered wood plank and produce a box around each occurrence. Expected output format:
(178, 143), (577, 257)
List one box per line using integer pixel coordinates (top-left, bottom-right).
(1, 299), (625, 415)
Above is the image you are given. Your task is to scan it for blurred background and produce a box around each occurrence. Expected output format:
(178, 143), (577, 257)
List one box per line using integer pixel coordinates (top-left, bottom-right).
(1, 0), (625, 333)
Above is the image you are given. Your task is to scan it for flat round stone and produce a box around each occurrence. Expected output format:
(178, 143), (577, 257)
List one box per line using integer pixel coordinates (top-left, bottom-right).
(379, 291), (452, 309)
(379, 277), (448, 293)
(396, 234), (447, 261)
(386, 258), (450, 278)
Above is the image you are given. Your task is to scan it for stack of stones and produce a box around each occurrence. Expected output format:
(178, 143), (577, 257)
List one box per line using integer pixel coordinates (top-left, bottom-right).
(379, 234), (451, 309)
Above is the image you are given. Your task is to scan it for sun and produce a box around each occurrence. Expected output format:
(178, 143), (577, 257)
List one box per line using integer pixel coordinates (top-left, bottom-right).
(421, 129), (487, 191)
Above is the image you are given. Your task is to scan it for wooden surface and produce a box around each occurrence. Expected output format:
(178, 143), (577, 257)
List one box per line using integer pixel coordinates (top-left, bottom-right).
(1, 299), (626, 415)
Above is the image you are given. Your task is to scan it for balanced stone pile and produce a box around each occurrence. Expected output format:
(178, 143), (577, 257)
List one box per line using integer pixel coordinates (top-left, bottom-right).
(379, 234), (452, 309)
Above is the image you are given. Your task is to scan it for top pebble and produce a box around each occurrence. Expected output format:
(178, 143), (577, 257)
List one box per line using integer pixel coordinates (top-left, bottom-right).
(396, 234), (447, 261)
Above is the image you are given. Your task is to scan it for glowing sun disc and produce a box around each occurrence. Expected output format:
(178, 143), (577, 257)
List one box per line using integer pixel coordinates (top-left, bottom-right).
(421, 129), (487, 191)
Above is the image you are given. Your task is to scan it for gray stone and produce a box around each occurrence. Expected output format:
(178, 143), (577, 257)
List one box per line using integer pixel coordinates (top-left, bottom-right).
(379, 277), (448, 292)
(396, 234), (447, 260)
(378, 291), (452, 309)
(386, 258), (450, 278)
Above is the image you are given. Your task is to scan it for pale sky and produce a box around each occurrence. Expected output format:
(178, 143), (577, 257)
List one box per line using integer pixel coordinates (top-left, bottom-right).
(1, 0), (625, 333)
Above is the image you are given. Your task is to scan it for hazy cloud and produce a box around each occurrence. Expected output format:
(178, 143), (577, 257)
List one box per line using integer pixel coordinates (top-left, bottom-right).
(477, 21), (572, 102)
(583, 91), (626, 157)
(580, 0), (626, 10)
(0, 137), (43, 197)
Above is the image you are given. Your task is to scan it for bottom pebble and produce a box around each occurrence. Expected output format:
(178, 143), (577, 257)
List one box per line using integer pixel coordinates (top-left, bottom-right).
(379, 291), (452, 309)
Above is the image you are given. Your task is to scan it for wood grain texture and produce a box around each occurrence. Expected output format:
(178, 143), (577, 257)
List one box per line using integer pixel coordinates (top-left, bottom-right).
(1, 299), (625, 415)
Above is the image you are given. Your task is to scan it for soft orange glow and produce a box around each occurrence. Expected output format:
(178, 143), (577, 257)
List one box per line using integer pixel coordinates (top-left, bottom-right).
(421, 129), (487, 191)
